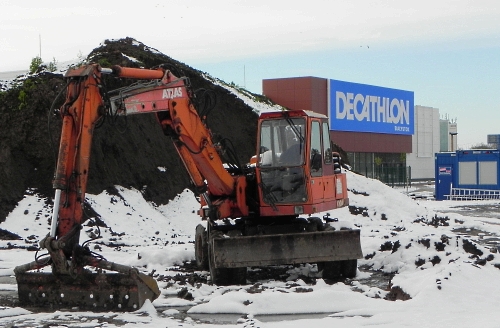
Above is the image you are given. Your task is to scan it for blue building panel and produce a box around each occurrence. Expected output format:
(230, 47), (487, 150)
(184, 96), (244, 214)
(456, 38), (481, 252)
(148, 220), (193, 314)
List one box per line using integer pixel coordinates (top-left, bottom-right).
(435, 150), (500, 200)
(329, 79), (414, 135)
(435, 153), (457, 200)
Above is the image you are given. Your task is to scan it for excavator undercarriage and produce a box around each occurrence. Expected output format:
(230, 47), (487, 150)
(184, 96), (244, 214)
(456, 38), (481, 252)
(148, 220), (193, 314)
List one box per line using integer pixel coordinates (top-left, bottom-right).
(196, 215), (362, 286)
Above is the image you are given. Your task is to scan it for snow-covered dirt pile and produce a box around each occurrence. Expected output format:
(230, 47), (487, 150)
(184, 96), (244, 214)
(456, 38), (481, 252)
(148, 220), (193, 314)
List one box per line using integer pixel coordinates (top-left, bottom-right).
(343, 172), (500, 299)
(0, 171), (499, 327)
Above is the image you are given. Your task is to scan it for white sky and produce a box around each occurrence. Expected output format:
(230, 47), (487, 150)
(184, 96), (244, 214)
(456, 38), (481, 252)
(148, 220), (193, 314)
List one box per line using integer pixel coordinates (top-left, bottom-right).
(1, 0), (500, 148)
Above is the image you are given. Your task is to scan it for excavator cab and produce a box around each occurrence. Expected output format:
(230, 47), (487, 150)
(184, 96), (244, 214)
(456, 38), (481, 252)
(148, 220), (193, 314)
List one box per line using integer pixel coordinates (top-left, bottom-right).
(256, 110), (348, 217)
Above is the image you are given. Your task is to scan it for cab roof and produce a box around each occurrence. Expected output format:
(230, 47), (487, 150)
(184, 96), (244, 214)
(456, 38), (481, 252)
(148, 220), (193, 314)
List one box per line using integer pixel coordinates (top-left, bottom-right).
(259, 109), (327, 120)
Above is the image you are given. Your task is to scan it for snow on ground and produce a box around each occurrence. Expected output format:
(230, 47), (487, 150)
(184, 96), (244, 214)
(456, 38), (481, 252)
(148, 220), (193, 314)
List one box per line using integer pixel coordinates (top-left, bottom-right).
(0, 69), (29, 91)
(0, 171), (499, 327)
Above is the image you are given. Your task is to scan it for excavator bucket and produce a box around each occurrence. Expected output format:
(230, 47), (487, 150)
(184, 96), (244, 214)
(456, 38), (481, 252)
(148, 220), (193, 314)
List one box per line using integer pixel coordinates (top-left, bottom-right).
(15, 258), (160, 311)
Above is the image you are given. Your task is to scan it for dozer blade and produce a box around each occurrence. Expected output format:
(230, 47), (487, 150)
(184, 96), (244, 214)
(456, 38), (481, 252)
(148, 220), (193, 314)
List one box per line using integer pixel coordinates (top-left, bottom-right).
(212, 229), (363, 268)
(16, 271), (160, 311)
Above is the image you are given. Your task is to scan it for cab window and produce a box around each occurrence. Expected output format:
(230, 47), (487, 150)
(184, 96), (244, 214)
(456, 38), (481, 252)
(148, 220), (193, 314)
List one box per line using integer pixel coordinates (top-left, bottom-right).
(322, 122), (332, 164)
(310, 121), (322, 176)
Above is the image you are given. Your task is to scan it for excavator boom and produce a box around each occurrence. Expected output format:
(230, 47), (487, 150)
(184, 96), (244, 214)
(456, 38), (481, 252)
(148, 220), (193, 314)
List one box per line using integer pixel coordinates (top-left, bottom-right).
(15, 64), (165, 310)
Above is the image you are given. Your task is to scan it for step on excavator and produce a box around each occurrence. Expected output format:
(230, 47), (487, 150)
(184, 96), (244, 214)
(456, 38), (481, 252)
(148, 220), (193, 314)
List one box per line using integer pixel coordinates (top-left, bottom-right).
(14, 64), (362, 310)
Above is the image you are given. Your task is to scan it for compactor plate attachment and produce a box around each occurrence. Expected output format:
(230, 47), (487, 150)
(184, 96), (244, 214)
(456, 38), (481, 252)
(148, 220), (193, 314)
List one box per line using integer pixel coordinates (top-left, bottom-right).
(16, 271), (159, 311)
(14, 253), (160, 311)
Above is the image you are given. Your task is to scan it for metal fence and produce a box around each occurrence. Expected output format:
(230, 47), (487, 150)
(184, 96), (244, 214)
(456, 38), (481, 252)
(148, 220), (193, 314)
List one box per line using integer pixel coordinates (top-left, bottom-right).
(371, 166), (411, 188)
(446, 188), (500, 200)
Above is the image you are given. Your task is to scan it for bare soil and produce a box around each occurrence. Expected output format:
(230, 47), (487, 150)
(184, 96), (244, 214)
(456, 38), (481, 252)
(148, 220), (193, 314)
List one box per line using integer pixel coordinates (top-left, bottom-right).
(0, 38), (259, 222)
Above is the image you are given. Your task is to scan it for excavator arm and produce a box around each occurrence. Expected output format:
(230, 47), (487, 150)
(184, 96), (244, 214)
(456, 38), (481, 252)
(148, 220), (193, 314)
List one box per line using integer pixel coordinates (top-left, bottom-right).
(14, 63), (249, 310)
(12, 65), (165, 310)
(107, 66), (248, 219)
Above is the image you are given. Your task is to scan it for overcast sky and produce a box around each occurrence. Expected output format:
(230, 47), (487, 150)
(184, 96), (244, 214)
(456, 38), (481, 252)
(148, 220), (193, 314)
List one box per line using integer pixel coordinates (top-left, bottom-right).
(1, 0), (499, 148)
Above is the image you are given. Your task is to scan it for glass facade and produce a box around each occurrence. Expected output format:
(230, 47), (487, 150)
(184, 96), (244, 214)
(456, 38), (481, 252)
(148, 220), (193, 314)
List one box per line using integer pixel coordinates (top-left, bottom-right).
(347, 152), (410, 186)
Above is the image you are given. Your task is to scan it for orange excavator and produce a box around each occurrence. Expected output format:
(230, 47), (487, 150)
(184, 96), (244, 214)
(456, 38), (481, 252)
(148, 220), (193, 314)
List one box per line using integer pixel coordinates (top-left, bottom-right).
(14, 64), (362, 310)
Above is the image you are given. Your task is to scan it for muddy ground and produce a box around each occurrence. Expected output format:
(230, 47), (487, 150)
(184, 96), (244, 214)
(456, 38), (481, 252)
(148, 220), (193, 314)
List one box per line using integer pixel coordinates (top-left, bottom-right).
(0, 37), (260, 223)
(0, 259), (392, 324)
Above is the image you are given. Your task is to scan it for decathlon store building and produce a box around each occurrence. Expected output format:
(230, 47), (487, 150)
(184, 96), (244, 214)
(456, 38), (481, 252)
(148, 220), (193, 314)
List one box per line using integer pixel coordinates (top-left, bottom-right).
(262, 77), (414, 180)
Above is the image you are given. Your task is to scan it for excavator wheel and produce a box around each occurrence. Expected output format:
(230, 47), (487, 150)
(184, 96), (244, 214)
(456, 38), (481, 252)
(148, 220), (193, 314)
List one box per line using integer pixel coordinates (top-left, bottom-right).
(319, 259), (358, 280)
(195, 224), (209, 270)
(208, 230), (247, 286)
(319, 261), (341, 280)
(306, 217), (325, 232)
(340, 259), (358, 278)
(230, 267), (247, 285)
(208, 238), (229, 285)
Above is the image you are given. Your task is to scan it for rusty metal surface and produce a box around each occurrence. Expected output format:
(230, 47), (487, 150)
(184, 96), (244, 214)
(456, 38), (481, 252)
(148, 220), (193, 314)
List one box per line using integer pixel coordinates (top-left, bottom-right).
(212, 229), (362, 268)
(16, 272), (158, 311)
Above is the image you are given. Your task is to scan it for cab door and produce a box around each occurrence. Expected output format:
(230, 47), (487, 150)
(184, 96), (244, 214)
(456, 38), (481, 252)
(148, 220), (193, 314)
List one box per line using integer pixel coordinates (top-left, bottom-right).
(309, 120), (324, 204)
(309, 120), (337, 207)
(321, 121), (336, 202)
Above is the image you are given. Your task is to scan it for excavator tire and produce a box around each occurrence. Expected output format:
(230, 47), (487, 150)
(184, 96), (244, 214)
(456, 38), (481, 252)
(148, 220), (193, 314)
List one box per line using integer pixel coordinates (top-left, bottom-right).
(306, 217), (325, 232)
(319, 259), (358, 280)
(340, 259), (358, 278)
(230, 267), (247, 285)
(208, 239), (229, 285)
(319, 261), (341, 280)
(195, 224), (209, 270)
(208, 230), (247, 286)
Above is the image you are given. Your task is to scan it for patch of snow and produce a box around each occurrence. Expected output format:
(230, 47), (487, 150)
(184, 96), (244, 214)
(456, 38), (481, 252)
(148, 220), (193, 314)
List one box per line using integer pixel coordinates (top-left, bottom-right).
(202, 73), (285, 114)
(0, 70), (29, 91)
(1, 171), (500, 327)
(121, 52), (140, 63)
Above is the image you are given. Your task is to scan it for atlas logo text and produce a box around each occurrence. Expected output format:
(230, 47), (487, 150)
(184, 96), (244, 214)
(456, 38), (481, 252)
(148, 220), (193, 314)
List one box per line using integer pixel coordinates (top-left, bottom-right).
(162, 88), (183, 99)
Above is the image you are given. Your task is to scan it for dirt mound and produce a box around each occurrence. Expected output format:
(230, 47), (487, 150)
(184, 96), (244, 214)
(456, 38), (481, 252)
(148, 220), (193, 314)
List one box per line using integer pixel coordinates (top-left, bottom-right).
(0, 37), (259, 222)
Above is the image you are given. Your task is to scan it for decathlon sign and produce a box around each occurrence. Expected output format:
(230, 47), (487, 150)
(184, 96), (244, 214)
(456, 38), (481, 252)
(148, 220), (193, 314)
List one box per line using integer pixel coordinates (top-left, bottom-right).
(329, 79), (414, 135)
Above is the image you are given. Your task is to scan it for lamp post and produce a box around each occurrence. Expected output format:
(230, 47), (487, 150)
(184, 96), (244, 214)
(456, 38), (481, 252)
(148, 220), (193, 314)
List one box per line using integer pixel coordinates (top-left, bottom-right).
(450, 132), (458, 152)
